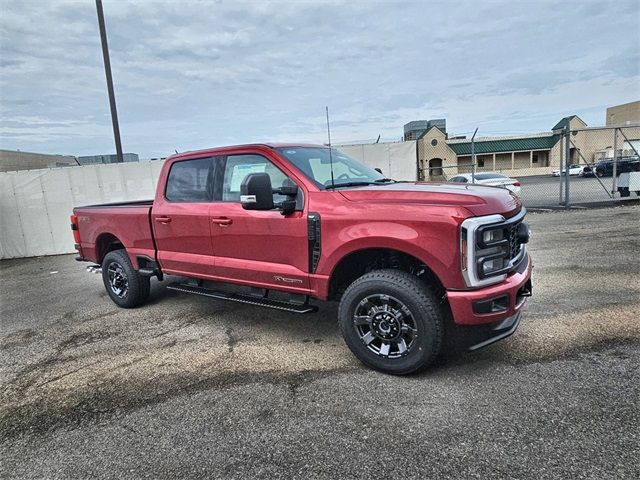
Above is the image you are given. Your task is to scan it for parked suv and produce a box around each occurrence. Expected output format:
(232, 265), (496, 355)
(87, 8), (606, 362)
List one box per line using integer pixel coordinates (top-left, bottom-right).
(594, 157), (640, 177)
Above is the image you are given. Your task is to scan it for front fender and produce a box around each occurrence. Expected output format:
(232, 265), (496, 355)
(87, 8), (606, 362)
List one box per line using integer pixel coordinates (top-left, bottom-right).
(318, 220), (460, 289)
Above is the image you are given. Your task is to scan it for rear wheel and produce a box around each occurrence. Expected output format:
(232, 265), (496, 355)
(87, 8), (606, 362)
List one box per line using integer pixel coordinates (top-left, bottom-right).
(101, 249), (150, 308)
(338, 269), (444, 375)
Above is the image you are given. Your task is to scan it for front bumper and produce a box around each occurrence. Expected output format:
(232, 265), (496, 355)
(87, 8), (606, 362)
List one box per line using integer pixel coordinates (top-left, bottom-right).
(446, 253), (532, 326)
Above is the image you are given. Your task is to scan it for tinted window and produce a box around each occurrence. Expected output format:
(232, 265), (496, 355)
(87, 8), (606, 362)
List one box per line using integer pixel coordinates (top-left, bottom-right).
(474, 173), (507, 180)
(450, 176), (468, 183)
(222, 154), (290, 202)
(165, 157), (213, 202)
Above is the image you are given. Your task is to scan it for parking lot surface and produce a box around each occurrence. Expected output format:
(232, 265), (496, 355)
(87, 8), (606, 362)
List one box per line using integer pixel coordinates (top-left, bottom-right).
(1, 205), (639, 479)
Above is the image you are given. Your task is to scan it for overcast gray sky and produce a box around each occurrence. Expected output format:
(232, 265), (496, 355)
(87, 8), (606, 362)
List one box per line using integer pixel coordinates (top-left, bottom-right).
(1, 0), (638, 158)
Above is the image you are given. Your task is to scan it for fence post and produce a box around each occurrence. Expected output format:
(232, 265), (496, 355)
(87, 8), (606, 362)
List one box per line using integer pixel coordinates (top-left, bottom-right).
(559, 134), (564, 205)
(471, 127), (478, 183)
(564, 128), (570, 208)
(612, 128), (618, 195)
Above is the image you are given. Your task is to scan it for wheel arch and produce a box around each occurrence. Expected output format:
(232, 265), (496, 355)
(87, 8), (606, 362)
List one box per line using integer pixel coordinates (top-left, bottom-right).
(95, 232), (125, 264)
(327, 246), (445, 301)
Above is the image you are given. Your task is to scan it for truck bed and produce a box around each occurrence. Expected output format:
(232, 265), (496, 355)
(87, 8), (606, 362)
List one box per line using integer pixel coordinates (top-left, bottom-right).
(74, 200), (156, 267)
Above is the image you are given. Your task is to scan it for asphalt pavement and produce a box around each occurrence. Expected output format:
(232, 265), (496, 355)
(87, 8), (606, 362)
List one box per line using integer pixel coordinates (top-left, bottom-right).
(1, 205), (639, 479)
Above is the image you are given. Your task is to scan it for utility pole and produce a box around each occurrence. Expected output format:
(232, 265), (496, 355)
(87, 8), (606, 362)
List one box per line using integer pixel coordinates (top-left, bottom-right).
(96, 0), (123, 162)
(564, 128), (570, 207)
(612, 129), (618, 196)
(471, 128), (478, 183)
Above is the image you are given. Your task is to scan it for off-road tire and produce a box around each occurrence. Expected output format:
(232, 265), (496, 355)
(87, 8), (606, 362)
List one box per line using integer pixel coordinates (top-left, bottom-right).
(338, 269), (444, 375)
(101, 249), (150, 308)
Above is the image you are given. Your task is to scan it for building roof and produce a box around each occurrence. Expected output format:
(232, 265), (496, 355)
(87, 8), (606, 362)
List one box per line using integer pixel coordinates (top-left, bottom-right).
(417, 125), (446, 140)
(551, 115), (578, 131)
(0, 149), (78, 172)
(448, 134), (560, 155)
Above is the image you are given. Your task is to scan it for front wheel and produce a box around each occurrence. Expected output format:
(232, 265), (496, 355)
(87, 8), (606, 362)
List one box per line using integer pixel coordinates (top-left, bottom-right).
(101, 249), (150, 308)
(338, 270), (444, 375)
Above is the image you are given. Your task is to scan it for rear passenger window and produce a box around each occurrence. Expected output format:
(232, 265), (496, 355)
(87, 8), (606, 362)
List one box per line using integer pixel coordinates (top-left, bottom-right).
(165, 158), (213, 202)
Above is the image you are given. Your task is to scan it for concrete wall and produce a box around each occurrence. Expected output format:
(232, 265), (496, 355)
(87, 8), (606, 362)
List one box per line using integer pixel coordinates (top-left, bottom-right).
(0, 161), (165, 259)
(338, 141), (418, 181)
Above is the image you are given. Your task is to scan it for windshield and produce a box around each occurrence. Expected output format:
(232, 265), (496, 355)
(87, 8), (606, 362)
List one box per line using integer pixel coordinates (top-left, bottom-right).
(276, 146), (388, 189)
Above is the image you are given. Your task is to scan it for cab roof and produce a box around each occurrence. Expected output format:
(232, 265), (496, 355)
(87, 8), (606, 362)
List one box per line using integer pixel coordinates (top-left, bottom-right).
(167, 143), (327, 162)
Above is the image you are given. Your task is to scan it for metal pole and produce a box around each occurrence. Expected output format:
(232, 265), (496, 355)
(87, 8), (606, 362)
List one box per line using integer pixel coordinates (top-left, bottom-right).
(471, 127), (478, 183)
(612, 128), (618, 195)
(96, 0), (123, 163)
(564, 129), (570, 207)
(559, 134), (564, 204)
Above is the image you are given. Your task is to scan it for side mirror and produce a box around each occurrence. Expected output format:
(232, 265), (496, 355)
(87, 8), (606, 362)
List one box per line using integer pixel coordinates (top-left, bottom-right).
(277, 178), (299, 196)
(240, 173), (274, 210)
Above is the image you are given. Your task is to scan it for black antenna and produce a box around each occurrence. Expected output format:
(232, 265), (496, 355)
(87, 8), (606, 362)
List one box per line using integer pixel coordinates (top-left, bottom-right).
(326, 106), (335, 189)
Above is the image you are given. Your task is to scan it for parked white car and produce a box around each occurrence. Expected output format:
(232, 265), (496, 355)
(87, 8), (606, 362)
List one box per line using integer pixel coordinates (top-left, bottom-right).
(448, 172), (521, 195)
(552, 164), (585, 176)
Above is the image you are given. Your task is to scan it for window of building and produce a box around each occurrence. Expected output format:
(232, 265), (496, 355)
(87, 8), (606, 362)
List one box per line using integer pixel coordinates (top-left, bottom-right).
(431, 139), (438, 146)
(222, 154), (290, 202)
(532, 153), (539, 163)
(165, 157), (213, 202)
(477, 158), (485, 168)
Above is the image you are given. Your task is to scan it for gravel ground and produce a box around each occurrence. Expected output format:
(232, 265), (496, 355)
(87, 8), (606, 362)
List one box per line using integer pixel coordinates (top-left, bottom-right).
(1, 205), (639, 479)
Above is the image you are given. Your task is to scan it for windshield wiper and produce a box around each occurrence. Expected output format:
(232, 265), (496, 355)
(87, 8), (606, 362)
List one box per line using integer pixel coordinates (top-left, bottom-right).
(325, 181), (376, 189)
(325, 178), (396, 189)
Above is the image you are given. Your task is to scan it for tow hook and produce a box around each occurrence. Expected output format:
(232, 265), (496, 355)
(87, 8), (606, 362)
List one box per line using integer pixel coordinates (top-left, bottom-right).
(86, 265), (102, 274)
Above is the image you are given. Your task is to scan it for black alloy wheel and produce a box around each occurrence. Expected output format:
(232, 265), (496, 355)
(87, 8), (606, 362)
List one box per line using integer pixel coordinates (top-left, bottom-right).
(338, 269), (444, 375)
(101, 249), (150, 308)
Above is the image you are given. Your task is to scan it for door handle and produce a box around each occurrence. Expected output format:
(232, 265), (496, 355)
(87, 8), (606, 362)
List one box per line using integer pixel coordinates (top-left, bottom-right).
(155, 216), (172, 224)
(212, 216), (233, 226)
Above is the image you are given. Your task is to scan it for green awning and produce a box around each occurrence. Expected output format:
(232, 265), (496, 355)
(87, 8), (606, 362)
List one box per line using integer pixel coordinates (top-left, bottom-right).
(449, 135), (560, 155)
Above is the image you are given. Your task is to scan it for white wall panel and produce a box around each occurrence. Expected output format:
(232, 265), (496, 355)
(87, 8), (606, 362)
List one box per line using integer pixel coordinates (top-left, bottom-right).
(10, 170), (54, 257)
(0, 160), (165, 259)
(339, 141), (417, 181)
(0, 173), (27, 258)
(41, 168), (75, 255)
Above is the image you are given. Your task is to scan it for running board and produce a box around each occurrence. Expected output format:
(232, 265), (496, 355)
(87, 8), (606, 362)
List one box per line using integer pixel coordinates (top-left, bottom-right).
(166, 283), (318, 314)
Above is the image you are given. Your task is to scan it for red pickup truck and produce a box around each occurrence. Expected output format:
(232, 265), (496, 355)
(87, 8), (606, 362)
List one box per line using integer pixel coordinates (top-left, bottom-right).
(72, 143), (532, 374)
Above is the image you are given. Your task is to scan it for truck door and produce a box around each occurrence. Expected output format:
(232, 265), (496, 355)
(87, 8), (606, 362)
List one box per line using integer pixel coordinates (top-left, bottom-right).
(208, 153), (310, 292)
(152, 156), (216, 277)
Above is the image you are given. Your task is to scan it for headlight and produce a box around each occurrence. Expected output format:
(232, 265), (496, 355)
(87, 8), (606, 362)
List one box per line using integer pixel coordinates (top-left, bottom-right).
(476, 242), (510, 278)
(481, 257), (505, 275)
(482, 228), (505, 245)
(459, 210), (527, 288)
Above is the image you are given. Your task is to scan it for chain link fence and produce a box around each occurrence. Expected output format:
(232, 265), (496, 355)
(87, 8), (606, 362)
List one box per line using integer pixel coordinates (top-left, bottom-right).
(419, 125), (640, 208)
(559, 126), (640, 206)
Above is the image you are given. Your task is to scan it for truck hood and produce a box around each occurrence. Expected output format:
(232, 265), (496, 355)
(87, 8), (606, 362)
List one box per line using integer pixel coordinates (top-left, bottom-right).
(337, 182), (521, 217)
